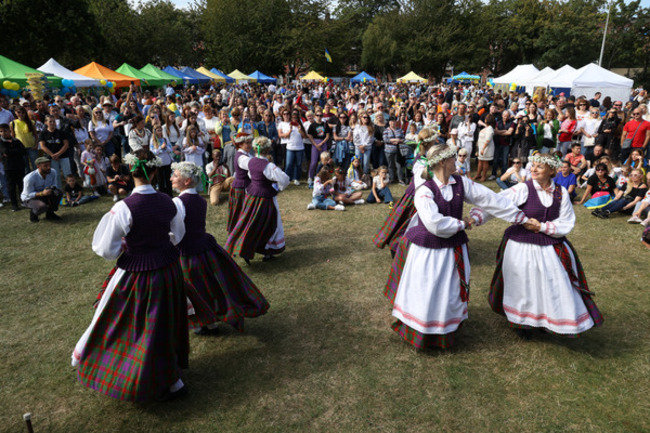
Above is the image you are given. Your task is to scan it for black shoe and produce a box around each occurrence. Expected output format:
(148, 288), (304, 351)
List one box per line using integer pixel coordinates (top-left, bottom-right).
(591, 209), (601, 216)
(262, 255), (276, 262)
(155, 385), (188, 402)
(597, 210), (610, 219)
(29, 211), (39, 223)
(194, 325), (220, 336)
(514, 328), (532, 340)
(45, 212), (62, 221)
(244, 258), (251, 265)
(11, 206), (21, 212)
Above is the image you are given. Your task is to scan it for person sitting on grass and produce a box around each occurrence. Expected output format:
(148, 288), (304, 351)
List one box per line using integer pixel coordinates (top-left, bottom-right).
(496, 158), (526, 190)
(367, 165), (394, 207)
(553, 161), (578, 201)
(564, 143), (587, 177)
(106, 154), (132, 202)
(315, 150), (334, 177)
(455, 148), (470, 177)
(578, 162), (616, 206)
(347, 155), (369, 191)
(307, 167), (345, 211)
(628, 179), (650, 225)
(332, 166), (364, 206)
(592, 168), (647, 219)
(21, 156), (62, 223)
(63, 174), (95, 206)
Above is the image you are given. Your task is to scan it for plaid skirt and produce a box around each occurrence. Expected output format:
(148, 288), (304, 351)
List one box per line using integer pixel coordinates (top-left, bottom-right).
(488, 237), (603, 337)
(227, 187), (246, 233)
(373, 192), (415, 252)
(181, 244), (269, 331)
(73, 263), (189, 401)
(225, 195), (284, 260)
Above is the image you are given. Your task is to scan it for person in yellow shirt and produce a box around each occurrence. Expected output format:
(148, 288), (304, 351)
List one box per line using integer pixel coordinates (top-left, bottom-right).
(10, 106), (38, 170)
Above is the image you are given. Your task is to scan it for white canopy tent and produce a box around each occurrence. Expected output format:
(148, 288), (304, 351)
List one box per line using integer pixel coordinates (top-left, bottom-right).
(546, 65), (579, 90)
(524, 67), (555, 95)
(38, 58), (101, 87)
(493, 64), (540, 85)
(569, 63), (633, 103)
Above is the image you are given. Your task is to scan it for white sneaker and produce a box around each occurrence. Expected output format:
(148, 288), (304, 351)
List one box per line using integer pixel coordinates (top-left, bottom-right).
(334, 204), (346, 211)
(113, 195), (119, 202)
(338, 200), (344, 205)
(306, 203), (316, 210)
(293, 180), (300, 186)
(627, 216), (642, 224)
(641, 219), (649, 227)
(487, 175), (496, 180)
(354, 199), (365, 205)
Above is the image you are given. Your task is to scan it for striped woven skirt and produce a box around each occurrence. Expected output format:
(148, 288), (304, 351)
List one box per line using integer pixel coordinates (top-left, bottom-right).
(384, 237), (470, 349)
(227, 187), (246, 233)
(181, 244), (269, 331)
(72, 263), (189, 401)
(225, 195), (285, 260)
(488, 237), (603, 337)
(373, 192), (415, 252)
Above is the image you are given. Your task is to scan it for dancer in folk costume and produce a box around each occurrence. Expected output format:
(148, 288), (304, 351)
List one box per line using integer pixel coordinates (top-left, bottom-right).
(170, 162), (269, 335)
(72, 149), (189, 402)
(227, 131), (254, 233)
(476, 153), (603, 339)
(384, 144), (528, 349)
(374, 127), (438, 255)
(226, 137), (290, 263)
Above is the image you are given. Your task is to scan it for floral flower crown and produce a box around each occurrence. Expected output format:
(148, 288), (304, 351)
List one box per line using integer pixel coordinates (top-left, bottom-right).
(425, 146), (458, 167)
(123, 153), (162, 168)
(529, 154), (562, 169)
(171, 161), (203, 180)
(233, 133), (253, 144)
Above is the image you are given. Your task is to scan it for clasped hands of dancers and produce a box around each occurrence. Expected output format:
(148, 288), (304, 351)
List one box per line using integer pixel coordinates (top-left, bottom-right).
(378, 128), (603, 350)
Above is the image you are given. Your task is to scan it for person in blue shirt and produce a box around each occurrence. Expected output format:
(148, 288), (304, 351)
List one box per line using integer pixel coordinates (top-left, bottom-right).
(553, 160), (578, 201)
(21, 156), (63, 222)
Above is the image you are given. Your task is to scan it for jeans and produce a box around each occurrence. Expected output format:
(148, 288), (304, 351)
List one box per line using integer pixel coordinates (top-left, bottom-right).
(285, 149), (304, 181)
(492, 144), (509, 177)
(558, 141), (572, 157)
(496, 178), (516, 190)
(26, 147), (39, 172)
(601, 196), (633, 214)
(4, 170), (23, 207)
(371, 144), (387, 169)
(385, 152), (404, 183)
(367, 186), (394, 203)
(355, 147), (371, 174)
(50, 157), (71, 189)
(312, 194), (336, 210)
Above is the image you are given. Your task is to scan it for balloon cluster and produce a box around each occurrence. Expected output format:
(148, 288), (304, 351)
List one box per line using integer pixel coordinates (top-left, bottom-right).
(60, 78), (77, 95)
(1, 80), (21, 98)
(99, 79), (118, 93)
(509, 82), (517, 91)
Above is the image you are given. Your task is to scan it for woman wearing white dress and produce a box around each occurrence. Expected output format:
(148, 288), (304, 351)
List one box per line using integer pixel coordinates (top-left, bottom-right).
(473, 114), (495, 182)
(476, 153), (604, 339)
(384, 144), (528, 349)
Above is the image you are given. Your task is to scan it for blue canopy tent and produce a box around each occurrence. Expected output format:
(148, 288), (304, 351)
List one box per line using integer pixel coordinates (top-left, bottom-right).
(162, 66), (197, 85)
(180, 67), (211, 85)
(447, 71), (480, 84)
(350, 71), (376, 83)
(210, 68), (235, 83)
(248, 70), (277, 84)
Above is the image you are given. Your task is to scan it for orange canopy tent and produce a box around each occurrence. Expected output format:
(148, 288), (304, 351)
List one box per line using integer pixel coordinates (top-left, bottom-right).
(73, 62), (140, 88)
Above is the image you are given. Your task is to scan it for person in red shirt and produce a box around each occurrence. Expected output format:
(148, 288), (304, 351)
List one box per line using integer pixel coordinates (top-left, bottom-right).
(620, 108), (650, 161)
(564, 143), (587, 176)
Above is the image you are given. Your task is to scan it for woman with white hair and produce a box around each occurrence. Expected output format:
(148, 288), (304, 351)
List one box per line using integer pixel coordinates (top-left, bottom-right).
(384, 144), (528, 350)
(475, 153), (604, 339)
(226, 136), (290, 263)
(170, 161), (269, 335)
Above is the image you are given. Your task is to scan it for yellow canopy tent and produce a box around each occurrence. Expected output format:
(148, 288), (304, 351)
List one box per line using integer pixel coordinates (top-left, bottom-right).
(396, 71), (427, 84)
(228, 69), (256, 83)
(196, 67), (226, 83)
(300, 71), (326, 82)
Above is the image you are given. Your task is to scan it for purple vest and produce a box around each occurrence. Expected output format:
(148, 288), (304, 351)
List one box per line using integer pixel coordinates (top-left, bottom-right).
(504, 180), (565, 245)
(176, 193), (218, 256)
(232, 151), (251, 190)
(117, 192), (180, 271)
(405, 174), (468, 249)
(246, 158), (277, 198)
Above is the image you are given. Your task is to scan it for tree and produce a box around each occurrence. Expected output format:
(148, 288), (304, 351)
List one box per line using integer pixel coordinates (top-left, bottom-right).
(361, 13), (399, 75)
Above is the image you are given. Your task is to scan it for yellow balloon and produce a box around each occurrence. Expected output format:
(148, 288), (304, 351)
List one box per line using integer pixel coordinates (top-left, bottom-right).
(2, 80), (11, 90)
(509, 82), (517, 91)
(171, 80), (177, 87)
(12, 82), (20, 91)
(100, 79), (107, 86)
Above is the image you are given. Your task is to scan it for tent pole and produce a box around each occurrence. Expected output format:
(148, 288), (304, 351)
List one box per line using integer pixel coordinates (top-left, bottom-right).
(598, 0), (612, 67)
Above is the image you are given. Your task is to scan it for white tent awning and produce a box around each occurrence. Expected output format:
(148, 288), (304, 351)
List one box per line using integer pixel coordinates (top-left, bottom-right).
(38, 58), (101, 87)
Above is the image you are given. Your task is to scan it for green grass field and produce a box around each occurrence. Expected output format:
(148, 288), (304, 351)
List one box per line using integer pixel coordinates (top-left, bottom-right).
(0, 183), (648, 433)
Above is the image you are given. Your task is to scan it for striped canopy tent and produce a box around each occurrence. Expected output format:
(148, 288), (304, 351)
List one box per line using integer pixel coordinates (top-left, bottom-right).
(196, 67), (226, 83)
(115, 63), (169, 88)
(74, 62), (140, 88)
(300, 70), (326, 82)
(396, 71), (427, 83)
(210, 68), (235, 83)
(228, 69), (256, 83)
(140, 64), (179, 85)
(0, 55), (62, 88)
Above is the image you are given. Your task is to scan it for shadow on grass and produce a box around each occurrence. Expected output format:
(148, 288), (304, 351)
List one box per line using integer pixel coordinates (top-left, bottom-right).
(133, 299), (371, 415)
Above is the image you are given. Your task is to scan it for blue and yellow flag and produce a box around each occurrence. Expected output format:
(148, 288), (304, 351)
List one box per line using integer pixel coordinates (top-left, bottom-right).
(325, 49), (332, 63)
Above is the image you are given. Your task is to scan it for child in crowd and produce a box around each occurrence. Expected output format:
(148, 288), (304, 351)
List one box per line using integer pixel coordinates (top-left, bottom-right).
(63, 174), (94, 206)
(565, 143), (587, 176)
(308, 167), (345, 211)
(332, 166), (365, 205)
(404, 122), (418, 143)
(106, 154), (132, 202)
(615, 165), (630, 191)
(315, 151), (333, 176)
(455, 148), (470, 177)
(205, 148), (232, 206)
(367, 166), (394, 206)
(346, 156), (368, 191)
(80, 143), (108, 196)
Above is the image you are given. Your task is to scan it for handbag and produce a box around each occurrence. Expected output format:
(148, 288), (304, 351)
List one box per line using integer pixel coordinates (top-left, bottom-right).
(622, 122), (643, 149)
(583, 136), (595, 147)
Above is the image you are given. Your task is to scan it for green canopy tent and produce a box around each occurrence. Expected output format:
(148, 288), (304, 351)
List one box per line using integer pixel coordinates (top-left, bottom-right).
(0, 54), (62, 88)
(139, 64), (177, 86)
(116, 63), (169, 88)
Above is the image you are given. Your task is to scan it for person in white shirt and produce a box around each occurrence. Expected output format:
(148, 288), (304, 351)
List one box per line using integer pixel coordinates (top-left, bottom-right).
(496, 159), (527, 190)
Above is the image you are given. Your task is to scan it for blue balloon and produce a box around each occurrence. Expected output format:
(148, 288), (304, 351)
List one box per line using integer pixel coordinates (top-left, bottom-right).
(61, 79), (69, 87)
(106, 82), (113, 89)
(8, 90), (19, 98)
(0, 89), (8, 96)
(61, 87), (71, 94)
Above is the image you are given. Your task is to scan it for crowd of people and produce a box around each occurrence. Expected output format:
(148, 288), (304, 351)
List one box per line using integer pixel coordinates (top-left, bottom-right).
(0, 76), (648, 401)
